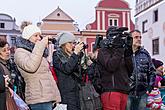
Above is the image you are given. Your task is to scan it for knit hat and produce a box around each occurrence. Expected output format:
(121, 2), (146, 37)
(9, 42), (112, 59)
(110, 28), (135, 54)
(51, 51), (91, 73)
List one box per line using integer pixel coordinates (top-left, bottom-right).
(57, 31), (76, 47)
(152, 59), (163, 69)
(22, 25), (41, 40)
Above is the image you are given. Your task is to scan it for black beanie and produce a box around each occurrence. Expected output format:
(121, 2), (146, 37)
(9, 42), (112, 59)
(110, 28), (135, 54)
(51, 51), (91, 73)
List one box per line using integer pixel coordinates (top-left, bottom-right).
(152, 58), (163, 69)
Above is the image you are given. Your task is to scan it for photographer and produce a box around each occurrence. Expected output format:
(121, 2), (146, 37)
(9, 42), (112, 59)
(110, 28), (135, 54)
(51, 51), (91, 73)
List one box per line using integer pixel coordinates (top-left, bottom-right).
(126, 30), (156, 110)
(53, 32), (84, 110)
(14, 24), (61, 110)
(97, 26), (133, 110)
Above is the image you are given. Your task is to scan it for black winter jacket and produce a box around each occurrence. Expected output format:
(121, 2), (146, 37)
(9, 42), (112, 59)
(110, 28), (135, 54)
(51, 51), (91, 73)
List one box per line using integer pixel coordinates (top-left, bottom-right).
(0, 71), (6, 110)
(130, 47), (156, 96)
(97, 48), (133, 94)
(53, 48), (81, 110)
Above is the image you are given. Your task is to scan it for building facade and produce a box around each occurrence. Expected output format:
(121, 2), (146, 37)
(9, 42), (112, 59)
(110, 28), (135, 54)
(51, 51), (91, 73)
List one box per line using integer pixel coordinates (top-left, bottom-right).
(85, 0), (134, 52)
(40, 7), (79, 35)
(0, 13), (21, 56)
(40, 0), (134, 53)
(135, 0), (165, 62)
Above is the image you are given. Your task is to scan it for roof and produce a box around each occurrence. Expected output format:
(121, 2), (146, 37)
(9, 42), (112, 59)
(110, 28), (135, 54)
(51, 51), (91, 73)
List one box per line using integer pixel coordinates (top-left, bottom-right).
(97, 0), (130, 9)
(42, 7), (74, 22)
(0, 29), (21, 34)
(0, 13), (14, 22)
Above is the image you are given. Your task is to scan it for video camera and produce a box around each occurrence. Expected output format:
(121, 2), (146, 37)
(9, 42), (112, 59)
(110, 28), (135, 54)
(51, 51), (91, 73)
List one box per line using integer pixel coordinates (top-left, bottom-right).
(93, 26), (132, 50)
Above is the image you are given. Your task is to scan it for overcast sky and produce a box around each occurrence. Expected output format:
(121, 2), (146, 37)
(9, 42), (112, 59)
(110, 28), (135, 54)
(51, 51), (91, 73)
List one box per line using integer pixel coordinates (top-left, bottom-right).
(0, 0), (135, 30)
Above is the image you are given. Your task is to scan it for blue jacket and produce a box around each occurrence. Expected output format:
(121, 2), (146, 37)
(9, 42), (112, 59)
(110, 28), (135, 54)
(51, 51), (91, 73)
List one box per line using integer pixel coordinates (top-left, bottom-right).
(130, 47), (156, 96)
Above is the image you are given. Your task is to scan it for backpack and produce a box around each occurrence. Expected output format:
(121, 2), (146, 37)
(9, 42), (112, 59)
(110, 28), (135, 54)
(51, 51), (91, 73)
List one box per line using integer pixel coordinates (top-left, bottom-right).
(79, 82), (102, 110)
(89, 62), (103, 95)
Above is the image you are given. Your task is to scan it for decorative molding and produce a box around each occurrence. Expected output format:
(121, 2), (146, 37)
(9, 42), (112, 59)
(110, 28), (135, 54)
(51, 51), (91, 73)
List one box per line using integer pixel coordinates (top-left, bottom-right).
(108, 14), (120, 18)
(102, 11), (105, 30)
(97, 11), (100, 30)
(122, 12), (126, 27)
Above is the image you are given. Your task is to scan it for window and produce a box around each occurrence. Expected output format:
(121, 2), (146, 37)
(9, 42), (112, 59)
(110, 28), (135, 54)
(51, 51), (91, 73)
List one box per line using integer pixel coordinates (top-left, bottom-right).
(0, 23), (5, 28)
(109, 19), (113, 26)
(109, 18), (118, 26)
(11, 36), (16, 46)
(153, 9), (158, 23)
(152, 38), (159, 55)
(114, 20), (118, 26)
(142, 20), (148, 33)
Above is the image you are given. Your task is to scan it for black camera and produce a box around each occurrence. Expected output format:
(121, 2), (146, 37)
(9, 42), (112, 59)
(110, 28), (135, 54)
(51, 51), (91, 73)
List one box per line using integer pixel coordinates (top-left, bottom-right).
(82, 42), (88, 50)
(93, 35), (103, 51)
(48, 38), (57, 44)
(77, 42), (88, 50)
(94, 26), (133, 49)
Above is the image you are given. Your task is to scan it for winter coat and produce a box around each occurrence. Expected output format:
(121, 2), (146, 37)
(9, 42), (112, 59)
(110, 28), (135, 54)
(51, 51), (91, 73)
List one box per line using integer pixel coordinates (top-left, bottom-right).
(53, 48), (81, 110)
(0, 69), (6, 110)
(14, 37), (61, 105)
(0, 58), (15, 110)
(97, 47), (133, 94)
(130, 47), (156, 96)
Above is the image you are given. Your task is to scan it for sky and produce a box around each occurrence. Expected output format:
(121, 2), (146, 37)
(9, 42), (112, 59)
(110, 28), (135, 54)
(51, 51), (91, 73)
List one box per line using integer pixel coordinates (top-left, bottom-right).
(0, 0), (135, 30)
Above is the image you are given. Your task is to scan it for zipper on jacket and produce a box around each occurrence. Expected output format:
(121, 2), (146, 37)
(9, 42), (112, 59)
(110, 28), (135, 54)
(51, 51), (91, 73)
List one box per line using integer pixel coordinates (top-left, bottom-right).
(133, 53), (138, 97)
(112, 74), (115, 88)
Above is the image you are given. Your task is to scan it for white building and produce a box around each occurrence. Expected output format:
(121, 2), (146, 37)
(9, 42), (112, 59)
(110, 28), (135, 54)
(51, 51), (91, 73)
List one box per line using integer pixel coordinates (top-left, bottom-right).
(135, 0), (165, 62)
(0, 13), (21, 56)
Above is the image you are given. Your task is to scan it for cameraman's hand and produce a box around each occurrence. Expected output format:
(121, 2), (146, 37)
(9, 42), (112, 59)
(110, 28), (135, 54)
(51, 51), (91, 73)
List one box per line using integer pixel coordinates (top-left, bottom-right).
(74, 42), (84, 55)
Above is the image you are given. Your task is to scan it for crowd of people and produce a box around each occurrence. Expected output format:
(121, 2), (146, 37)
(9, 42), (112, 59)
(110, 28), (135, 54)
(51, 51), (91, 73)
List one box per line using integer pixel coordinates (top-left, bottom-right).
(1, 22), (165, 110)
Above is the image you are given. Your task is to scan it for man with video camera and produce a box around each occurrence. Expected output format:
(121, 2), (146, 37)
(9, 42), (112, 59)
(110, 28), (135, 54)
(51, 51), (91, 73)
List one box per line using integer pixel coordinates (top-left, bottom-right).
(97, 26), (133, 110)
(126, 30), (156, 110)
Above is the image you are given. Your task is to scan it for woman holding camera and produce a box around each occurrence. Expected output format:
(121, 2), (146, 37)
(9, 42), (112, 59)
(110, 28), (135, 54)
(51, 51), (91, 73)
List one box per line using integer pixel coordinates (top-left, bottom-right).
(53, 32), (84, 110)
(14, 24), (61, 110)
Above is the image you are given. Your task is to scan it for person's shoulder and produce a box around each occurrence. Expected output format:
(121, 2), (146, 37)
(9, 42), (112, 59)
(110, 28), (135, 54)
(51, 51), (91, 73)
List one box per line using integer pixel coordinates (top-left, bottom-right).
(139, 47), (150, 56)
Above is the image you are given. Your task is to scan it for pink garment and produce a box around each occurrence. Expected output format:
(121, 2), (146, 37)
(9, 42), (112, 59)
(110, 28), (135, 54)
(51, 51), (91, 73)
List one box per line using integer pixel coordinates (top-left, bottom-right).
(154, 75), (163, 87)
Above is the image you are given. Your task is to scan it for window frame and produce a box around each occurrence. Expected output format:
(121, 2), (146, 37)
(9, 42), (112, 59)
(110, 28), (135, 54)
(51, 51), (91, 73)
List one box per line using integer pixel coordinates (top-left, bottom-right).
(153, 9), (158, 23)
(142, 20), (148, 33)
(0, 23), (5, 28)
(108, 18), (119, 27)
(152, 38), (159, 55)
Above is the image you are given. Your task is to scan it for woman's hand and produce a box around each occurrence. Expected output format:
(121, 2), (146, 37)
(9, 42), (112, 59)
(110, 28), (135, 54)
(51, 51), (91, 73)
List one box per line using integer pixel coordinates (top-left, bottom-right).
(74, 42), (84, 55)
(3, 75), (10, 87)
(42, 35), (53, 47)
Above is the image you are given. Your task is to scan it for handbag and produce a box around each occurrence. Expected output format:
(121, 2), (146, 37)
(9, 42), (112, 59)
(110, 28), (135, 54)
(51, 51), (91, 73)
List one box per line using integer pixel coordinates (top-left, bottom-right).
(79, 82), (102, 110)
(13, 91), (30, 110)
(6, 89), (18, 110)
(53, 104), (67, 110)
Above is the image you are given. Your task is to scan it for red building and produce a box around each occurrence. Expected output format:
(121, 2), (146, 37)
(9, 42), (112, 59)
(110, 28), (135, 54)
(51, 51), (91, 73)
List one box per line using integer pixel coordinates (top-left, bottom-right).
(84, 0), (135, 52)
(39, 0), (135, 53)
(86, 0), (134, 31)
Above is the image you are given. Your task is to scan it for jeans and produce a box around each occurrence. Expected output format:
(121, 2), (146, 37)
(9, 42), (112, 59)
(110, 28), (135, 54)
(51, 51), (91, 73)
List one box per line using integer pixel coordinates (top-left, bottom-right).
(29, 102), (53, 110)
(126, 94), (147, 110)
